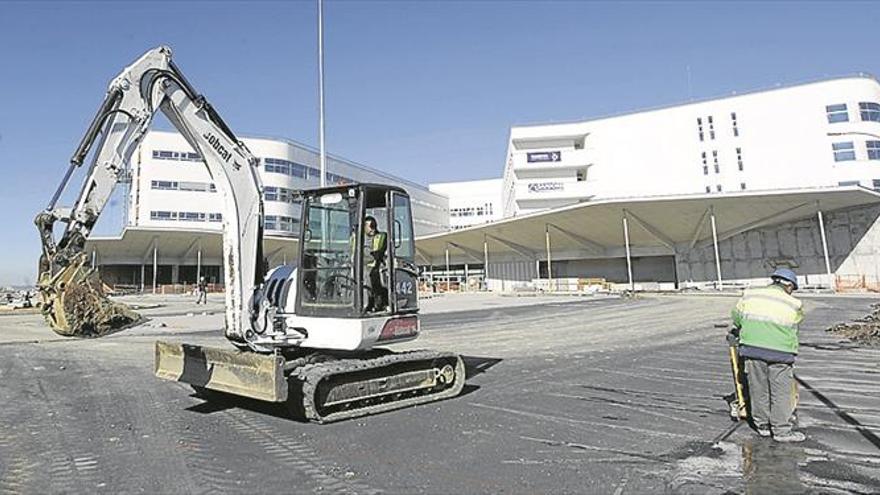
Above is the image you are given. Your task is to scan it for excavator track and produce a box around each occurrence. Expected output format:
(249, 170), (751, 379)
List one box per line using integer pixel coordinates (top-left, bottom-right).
(289, 350), (465, 424)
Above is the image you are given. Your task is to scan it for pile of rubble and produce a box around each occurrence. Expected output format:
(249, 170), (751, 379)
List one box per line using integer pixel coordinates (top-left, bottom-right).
(826, 303), (880, 346)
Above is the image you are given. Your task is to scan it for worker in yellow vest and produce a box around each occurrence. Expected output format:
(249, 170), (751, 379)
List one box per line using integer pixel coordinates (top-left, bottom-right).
(731, 268), (805, 443)
(364, 216), (388, 312)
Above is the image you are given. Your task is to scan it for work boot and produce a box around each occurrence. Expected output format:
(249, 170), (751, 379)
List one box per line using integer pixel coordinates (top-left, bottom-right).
(755, 425), (771, 438)
(773, 431), (806, 443)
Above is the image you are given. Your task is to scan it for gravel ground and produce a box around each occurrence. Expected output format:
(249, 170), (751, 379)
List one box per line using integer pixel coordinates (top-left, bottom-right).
(0, 293), (878, 494)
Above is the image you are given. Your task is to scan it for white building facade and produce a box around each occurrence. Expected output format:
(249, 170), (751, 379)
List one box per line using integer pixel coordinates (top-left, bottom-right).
(418, 75), (880, 292)
(502, 75), (880, 217)
(428, 178), (503, 230)
(89, 130), (448, 289)
(131, 131), (449, 236)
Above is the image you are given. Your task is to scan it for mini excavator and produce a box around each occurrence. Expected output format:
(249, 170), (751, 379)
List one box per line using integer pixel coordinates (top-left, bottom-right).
(36, 46), (465, 422)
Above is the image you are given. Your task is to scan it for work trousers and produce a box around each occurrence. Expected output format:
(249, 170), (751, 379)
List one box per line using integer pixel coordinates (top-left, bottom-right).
(744, 358), (795, 434)
(366, 265), (387, 311)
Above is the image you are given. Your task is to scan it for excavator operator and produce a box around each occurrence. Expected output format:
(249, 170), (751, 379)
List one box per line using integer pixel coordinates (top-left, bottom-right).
(364, 215), (388, 312)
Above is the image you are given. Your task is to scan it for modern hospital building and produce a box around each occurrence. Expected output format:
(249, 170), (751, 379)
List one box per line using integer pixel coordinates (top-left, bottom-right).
(88, 130), (449, 289)
(88, 74), (880, 292)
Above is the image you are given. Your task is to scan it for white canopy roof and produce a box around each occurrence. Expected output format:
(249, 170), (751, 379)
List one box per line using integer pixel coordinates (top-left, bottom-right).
(414, 186), (880, 265)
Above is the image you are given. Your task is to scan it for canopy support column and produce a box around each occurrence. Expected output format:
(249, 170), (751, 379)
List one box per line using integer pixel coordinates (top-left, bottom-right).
(817, 205), (834, 292)
(545, 224), (553, 291)
(445, 244), (451, 292)
(483, 236), (489, 291)
(710, 206), (722, 289)
(623, 213), (634, 291)
(152, 245), (158, 294)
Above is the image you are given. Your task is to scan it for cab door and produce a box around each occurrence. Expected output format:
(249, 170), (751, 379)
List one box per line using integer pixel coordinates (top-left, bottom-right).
(390, 192), (419, 313)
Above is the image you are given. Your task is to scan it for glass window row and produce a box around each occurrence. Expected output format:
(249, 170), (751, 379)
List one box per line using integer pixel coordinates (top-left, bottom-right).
(263, 157), (353, 185)
(150, 211), (223, 222)
(152, 150), (202, 162)
(450, 203), (494, 217)
(263, 186), (300, 203)
(832, 140), (880, 162)
(827, 102), (880, 123)
(264, 215), (299, 233)
(151, 180), (216, 192)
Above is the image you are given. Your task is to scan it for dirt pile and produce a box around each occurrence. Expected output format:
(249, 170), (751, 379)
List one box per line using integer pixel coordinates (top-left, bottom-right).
(38, 252), (141, 337)
(826, 303), (880, 346)
(58, 280), (141, 337)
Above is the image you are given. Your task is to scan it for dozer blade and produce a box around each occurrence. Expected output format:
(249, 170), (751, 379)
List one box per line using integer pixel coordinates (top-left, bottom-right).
(154, 341), (288, 402)
(38, 252), (140, 337)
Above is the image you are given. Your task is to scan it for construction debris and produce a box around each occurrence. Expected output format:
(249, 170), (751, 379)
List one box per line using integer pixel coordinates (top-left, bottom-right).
(39, 253), (140, 337)
(826, 302), (880, 346)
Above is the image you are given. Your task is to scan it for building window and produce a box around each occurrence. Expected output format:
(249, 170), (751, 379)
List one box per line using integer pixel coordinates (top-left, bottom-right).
(708, 116), (715, 140)
(868, 140), (880, 160)
(264, 186), (278, 201)
(178, 181), (215, 192)
(150, 211), (177, 221)
(151, 180), (178, 190)
(263, 157), (319, 180)
(705, 186), (711, 193)
(860, 102), (880, 122)
(826, 104), (849, 123)
(178, 211), (206, 222)
(279, 216), (297, 232)
(209, 213), (223, 222)
(264, 215), (278, 230)
(838, 180), (860, 187)
(713, 150), (719, 173)
(703, 166), (709, 175)
(697, 118), (704, 141)
(833, 141), (856, 162)
(152, 150), (201, 162)
(731, 112), (739, 137)
(872, 179), (880, 191)
(736, 147), (744, 171)
(716, 184), (722, 192)
(740, 183), (746, 190)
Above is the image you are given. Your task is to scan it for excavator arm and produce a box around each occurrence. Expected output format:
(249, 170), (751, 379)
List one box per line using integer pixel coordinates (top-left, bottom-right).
(36, 46), (264, 343)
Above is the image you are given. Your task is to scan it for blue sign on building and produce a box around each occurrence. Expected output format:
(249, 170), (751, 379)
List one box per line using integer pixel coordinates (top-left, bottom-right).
(527, 151), (562, 163)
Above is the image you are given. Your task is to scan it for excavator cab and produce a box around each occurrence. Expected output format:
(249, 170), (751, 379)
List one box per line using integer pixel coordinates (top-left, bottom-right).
(296, 184), (419, 319)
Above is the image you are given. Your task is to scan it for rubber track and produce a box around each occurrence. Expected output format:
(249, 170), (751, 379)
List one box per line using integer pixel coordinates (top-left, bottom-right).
(293, 350), (466, 424)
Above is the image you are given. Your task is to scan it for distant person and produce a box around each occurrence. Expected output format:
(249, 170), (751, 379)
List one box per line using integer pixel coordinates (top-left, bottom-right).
(196, 277), (208, 305)
(363, 216), (387, 312)
(731, 268), (805, 443)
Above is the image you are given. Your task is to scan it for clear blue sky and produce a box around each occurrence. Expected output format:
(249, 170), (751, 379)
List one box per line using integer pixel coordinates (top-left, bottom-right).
(1, 1), (878, 286)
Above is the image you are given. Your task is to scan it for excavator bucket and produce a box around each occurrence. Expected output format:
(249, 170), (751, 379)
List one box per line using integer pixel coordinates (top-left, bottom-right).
(38, 252), (140, 337)
(154, 341), (288, 402)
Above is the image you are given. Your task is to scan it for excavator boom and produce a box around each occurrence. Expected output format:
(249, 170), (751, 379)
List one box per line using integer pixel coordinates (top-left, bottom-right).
(36, 46), (264, 340)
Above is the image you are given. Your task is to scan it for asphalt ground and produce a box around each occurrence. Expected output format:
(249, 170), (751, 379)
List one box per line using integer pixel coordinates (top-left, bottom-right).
(0, 293), (879, 494)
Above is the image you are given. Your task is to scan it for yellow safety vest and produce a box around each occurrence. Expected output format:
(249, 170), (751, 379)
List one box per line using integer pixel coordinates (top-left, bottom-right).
(732, 284), (804, 354)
